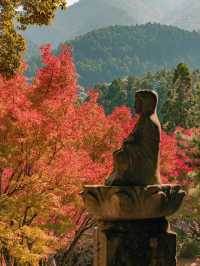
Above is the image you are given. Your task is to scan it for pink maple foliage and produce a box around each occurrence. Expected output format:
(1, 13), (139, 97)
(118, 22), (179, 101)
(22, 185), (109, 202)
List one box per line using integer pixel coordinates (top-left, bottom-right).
(0, 45), (194, 261)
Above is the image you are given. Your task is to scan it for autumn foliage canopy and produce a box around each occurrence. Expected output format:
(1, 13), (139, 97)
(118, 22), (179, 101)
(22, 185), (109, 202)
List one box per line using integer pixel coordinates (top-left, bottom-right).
(0, 45), (195, 264)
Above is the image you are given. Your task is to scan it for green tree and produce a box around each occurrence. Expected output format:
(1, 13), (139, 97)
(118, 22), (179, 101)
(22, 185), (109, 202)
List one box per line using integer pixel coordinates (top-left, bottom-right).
(97, 79), (127, 114)
(162, 63), (194, 131)
(191, 84), (200, 127)
(127, 76), (136, 111)
(0, 0), (66, 78)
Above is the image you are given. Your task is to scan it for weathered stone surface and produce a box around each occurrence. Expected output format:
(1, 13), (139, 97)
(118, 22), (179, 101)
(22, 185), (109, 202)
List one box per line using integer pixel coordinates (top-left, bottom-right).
(94, 219), (177, 266)
(106, 90), (162, 186)
(82, 185), (185, 221)
(81, 90), (186, 266)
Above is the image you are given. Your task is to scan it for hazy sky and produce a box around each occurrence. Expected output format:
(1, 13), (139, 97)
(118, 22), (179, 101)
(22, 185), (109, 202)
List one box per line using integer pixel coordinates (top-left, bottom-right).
(67, 0), (186, 7)
(68, 0), (79, 6)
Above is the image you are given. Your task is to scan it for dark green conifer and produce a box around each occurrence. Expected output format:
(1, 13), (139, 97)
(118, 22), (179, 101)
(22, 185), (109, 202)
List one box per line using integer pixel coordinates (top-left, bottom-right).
(162, 63), (194, 131)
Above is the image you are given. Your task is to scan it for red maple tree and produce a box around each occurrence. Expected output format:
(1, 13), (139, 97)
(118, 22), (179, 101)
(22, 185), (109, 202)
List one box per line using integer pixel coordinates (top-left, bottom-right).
(0, 45), (193, 264)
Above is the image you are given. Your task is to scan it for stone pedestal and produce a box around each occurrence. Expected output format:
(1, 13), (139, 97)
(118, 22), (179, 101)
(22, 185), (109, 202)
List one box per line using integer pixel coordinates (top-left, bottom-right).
(94, 219), (176, 266)
(82, 185), (185, 266)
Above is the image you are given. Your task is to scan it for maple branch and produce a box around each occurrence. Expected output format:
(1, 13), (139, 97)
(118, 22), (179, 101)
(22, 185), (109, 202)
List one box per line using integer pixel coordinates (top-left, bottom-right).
(21, 207), (37, 226)
(22, 206), (31, 226)
(26, 213), (38, 226)
(7, 184), (26, 196)
(56, 214), (96, 265)
(0, 169), (2, 195)
(4, 161), (24, 194)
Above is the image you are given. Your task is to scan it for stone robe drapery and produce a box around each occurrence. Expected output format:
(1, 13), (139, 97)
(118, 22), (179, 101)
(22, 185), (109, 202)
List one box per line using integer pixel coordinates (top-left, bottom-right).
(106, 113), (161, 186)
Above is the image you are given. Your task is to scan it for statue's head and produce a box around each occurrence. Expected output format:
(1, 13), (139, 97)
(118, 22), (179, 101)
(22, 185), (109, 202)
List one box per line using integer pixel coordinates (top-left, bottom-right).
(135, 90), (158, 115)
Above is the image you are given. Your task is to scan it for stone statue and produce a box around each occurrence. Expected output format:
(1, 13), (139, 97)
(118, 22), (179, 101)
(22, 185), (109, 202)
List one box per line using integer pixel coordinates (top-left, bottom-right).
(82, 90), (186, 266)
(105, 90), (161, 186)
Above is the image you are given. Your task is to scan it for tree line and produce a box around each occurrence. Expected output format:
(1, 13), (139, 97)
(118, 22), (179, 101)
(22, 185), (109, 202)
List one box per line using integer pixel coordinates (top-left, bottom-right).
(95, 63), (200, 131)
(25, 24), (200, 87)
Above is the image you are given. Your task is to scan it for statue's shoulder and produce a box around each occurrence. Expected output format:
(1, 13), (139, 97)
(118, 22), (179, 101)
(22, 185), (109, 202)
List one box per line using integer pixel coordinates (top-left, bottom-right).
(144, 115), (161, 130)
(142, 116), (161, 142)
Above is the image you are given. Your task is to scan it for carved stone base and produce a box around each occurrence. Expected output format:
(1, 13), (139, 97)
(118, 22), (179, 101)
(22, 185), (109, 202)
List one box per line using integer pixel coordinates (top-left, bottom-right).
(82, 185), (186, 221)
(94, 218), (176, 266)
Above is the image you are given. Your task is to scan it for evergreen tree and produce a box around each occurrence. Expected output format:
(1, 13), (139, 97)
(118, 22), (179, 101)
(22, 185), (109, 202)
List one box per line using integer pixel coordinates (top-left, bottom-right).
(190, 83), (200, 127)
(127, 76), (136, 112)
(97, 79), (127, 114)
(162, 63), (194, 131)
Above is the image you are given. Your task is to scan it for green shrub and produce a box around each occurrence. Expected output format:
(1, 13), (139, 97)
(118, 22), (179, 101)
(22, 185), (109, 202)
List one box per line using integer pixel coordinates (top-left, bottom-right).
(179, 239), (200, 259)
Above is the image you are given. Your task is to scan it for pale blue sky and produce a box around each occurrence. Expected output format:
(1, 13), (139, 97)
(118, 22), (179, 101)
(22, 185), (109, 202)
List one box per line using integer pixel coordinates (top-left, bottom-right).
(68, 0), (79, 6)
(68, 0), (185, 7)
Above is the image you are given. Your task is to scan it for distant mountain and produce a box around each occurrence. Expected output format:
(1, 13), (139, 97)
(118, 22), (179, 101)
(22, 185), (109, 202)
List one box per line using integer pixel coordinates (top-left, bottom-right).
(23, 41), (41, 78)
(22, 0), (137, 46)
(23, 0), (189, 46)
(60, 23), (200, 86)
(24, 41), (39, 61)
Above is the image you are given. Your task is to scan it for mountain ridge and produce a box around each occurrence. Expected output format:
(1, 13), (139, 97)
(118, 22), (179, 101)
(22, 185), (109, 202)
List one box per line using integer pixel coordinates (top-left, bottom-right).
(26, 23), (200, 86)
(23, 0), (196, 46)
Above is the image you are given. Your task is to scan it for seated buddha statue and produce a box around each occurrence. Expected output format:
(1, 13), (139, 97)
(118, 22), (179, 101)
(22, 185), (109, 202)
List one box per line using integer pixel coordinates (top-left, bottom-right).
(105, 90), (161, 186)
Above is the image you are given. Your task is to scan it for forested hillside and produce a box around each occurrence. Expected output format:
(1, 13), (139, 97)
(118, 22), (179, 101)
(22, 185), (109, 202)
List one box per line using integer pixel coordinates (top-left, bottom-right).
(64, 24), (200, 86)
(26, 24), (200, 86)
(24, 0), (200, 46)
(22, 0), (137, 46)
